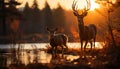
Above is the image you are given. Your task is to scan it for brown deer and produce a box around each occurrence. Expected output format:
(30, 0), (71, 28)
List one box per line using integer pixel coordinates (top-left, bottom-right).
(47, 28), (68, 58)
(72, 0), (97, 51)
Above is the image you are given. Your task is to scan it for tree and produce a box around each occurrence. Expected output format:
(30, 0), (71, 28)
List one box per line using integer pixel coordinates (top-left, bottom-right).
(0, 0), (21, 35)
(53, 4), (66, 33)
(31, 0), (41, 33)
(23, 2), (31, 18)
(43, 1), (54, 28)
(22, 2), (33, 34)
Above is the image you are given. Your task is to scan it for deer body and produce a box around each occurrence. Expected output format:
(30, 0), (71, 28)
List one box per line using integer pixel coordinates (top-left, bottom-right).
(72, 0), (97, 51)
(78, 21), (97, 51)
(47, 28), (68, 57)
(50, 34), (68, 47)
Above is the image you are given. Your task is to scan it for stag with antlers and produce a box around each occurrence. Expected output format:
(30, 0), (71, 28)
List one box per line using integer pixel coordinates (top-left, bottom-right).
(72, 0), (97, 52)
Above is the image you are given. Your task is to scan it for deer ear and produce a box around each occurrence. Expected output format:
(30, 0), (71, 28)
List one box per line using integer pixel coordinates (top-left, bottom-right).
(46, 27), (50, 31)
(83, 12), (88, 16)
(73, 12), (77, 16)
(55, 28), (58, 31)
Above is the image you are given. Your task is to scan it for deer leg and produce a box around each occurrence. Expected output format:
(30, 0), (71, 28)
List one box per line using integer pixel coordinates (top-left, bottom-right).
(55, 46), (57, 58)
(81, 40), (83, 51)
(94, 38), (96, 49)
(61, 45), (64, 58)
(64, 45), (68, 52)
(90, 41), (92, 51)
(84, 40), (88, 52)
(51, 47), (55, 58)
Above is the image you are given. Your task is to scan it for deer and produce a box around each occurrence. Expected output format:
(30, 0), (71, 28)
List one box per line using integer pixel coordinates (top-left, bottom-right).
(47, 27), (68, 58)
(72, 0), (97, 52)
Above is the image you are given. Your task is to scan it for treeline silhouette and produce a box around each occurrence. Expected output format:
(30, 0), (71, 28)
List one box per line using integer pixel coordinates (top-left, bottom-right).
(21, 1), (66, 34)
(20, 1), (76, 43)
(0, 0), (78, 43)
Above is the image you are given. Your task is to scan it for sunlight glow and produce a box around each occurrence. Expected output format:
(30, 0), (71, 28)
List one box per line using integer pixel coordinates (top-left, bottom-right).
(109, 0), (117, 4)
(17, 0), (100, 11)
(67, 42), (104, 49)
(72, 0), (100, 11)
(90, 0), (100, 11)
(17, 42), (104, 49)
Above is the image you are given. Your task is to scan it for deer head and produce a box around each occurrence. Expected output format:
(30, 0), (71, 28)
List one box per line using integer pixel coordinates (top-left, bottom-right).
(47, 27), (58, 37)
(72, 0), (91, 18)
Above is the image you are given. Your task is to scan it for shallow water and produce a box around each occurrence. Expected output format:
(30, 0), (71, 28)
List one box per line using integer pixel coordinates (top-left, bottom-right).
(0, 42), (104, 49)
(0, 42), (104, 66)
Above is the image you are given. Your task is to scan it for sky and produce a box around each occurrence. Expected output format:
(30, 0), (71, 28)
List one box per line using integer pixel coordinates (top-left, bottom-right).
(17, 0), (101, 10)
(16, 0), (119, 27)
(17, 0), (74, 10)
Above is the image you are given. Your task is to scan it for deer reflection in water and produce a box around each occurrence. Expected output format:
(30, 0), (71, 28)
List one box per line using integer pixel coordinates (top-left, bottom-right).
(47, 28), (68, 58)
(72, 0), (97, 52)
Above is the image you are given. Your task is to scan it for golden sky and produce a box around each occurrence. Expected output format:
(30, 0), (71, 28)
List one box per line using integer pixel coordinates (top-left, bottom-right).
(17, 0), (73, 10)
(17, 0), (101, 10)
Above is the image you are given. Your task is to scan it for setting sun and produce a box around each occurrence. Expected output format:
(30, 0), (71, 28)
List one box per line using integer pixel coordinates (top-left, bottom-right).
(90, 0), (100, 11)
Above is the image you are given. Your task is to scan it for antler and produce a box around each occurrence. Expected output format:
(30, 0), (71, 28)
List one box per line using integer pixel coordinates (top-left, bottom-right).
(72, 0), (91, 16)
(72, 0), (79, 16)
(84, 0), (91, 12)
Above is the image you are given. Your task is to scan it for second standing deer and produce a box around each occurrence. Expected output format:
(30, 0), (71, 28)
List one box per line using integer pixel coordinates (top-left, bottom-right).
(72, 0), (97, 52)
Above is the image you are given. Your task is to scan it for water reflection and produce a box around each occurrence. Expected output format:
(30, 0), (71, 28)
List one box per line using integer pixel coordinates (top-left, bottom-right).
(0, 42), (104, 49)
(65, 55), (79, 61)
(68, 42), (104, 49)
(20, 51), (52, 64)
(0, 42), (104, 66)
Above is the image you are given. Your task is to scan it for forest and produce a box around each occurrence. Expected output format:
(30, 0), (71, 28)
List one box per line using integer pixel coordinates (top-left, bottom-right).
(0, 0), (120, 69)
(0, 0), (119, 44)
(0, 0), (75, 43)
